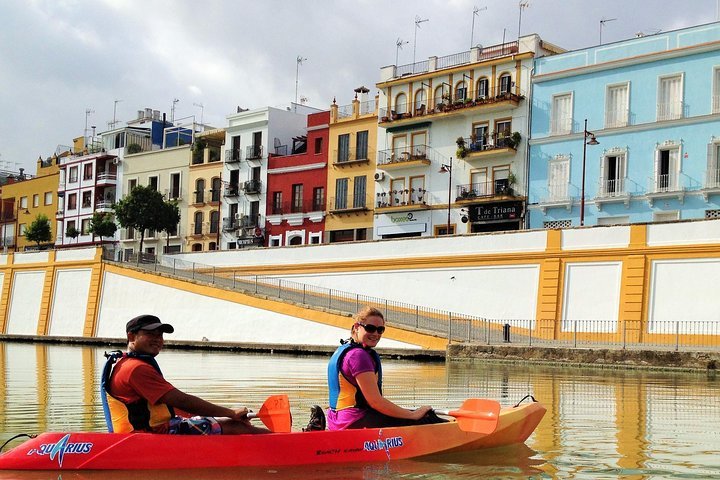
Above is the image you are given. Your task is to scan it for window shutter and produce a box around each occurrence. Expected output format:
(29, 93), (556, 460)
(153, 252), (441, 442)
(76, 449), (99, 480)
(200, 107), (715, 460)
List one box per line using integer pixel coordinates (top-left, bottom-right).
(653, 149), (660, 191)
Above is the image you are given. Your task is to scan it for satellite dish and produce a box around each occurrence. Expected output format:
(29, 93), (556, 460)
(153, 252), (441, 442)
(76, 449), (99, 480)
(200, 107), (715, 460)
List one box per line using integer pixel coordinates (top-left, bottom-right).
(476, 44), (483, 54)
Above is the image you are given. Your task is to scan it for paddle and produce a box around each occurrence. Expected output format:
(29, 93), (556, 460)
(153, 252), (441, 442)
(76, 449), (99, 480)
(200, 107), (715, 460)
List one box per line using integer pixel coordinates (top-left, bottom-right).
(247, 394), (292, 433)
(434, 398), (501, 434)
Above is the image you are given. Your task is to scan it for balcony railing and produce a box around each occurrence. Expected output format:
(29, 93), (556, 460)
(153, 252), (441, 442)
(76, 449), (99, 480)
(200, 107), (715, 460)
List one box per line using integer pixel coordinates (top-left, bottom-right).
(243, 179), (261, 194)
(246, 145), (263, 160)
(270, 199), (326, 215)
(96, 172), (118, 182)
(714, 95), (720, 114)
(223, 184), (240, 197)
(380, 85), (524, 122)
(597, 178), (627, 198)
(657, 101), (684, 121)
(456, 179), (513, 201)
(333, 147), (373, 164)
(240, 214), (260, 229)
(165, 188), (182, 201)
(222, 217), (240, 231)
(545, 183), (571, 203)
(376, 188), (427, 208)
(706, 168), (720, 188)
(551, 115), (573, 135)
(225, 149), (242, 163)
(460, 133), (517, 154)
(605, 108), (629, 128)
(377, 144), (443, 167)
(648, 173), (681, 193)
(328, 195), (371, 212)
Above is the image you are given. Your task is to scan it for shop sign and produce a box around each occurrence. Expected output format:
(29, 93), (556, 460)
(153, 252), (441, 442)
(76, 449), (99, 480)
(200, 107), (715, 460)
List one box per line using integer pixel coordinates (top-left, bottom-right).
(390, 213), (419, 224)
(469, 202), (523, 222)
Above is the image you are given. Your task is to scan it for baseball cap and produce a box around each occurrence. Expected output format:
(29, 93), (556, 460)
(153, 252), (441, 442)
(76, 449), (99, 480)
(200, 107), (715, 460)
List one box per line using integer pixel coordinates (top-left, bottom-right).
(126, 314), (174, 334)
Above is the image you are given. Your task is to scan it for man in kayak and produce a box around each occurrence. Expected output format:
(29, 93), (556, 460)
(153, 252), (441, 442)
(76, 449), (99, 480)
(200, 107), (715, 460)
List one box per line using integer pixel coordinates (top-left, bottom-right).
(103, 314), (269, 435)
(326, 306), (447, 430)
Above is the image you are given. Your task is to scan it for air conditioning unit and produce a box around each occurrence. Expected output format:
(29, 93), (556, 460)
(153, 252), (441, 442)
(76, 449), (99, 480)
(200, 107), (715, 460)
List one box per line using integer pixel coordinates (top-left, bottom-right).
(234, 212), (243, 220)
(374, 171), (385, 182)
(112, 158), (120, 165)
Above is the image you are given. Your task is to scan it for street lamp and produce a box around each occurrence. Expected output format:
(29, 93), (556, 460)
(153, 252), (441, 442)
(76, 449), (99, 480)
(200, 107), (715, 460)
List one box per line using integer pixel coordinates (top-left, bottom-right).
(439, 157), (453, 235)
(14, 203), (30, 251)
(580, 119), (600, 226)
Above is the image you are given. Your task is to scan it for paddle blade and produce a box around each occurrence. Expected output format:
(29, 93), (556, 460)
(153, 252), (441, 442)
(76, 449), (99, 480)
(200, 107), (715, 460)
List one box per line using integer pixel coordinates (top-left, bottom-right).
(446, 398), (501, 434)
(254, 394), (292, 433)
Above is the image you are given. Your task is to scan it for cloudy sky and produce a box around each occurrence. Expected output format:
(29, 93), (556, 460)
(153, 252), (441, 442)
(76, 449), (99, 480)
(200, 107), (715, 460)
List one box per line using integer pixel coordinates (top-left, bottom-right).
(1, 0), (717, 173)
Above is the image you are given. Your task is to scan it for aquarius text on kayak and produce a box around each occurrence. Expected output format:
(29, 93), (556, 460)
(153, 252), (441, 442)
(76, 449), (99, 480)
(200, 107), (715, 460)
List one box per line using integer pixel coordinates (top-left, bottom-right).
(26, 434), (93, 468)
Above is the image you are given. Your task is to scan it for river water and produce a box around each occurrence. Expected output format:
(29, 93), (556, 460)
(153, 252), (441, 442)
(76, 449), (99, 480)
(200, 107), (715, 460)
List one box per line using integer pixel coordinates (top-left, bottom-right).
(0, 342), (718, 479)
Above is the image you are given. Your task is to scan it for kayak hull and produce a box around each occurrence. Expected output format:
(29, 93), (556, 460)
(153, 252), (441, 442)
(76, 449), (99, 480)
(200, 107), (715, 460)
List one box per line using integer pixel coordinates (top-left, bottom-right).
(0, 402), (545, 470)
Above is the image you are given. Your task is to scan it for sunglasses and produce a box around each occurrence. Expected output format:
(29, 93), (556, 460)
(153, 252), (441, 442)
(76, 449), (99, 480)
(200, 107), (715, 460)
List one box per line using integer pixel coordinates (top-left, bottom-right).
(358, 323), (385, 334)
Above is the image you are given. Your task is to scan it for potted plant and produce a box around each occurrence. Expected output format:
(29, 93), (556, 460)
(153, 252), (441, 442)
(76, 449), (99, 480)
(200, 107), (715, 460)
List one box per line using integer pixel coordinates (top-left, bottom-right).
(456, 136), (468, 158)
(507, 131), (522, 149)
(127, 143), (142, 154)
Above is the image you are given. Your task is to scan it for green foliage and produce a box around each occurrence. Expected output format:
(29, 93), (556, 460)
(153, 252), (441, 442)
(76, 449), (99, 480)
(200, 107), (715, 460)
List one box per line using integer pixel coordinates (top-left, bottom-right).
(89, 212), (117, 242)
(127, 143), (142, 154)
(113, 185), (166, 251)
(66, 226), (80, 239)
(159, 201), (181, 250)
(25, 214), (52, 247)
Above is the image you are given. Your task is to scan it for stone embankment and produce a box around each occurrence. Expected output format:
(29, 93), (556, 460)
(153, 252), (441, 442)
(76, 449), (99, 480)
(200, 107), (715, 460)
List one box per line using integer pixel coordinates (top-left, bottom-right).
(447, 344), (719, 372)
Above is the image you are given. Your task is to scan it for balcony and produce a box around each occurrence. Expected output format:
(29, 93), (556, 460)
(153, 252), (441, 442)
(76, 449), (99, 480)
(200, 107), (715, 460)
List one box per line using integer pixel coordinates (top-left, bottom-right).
(702, 168), (720, 201)
(267, 199), (326, 225)
(538, 183), (575, 213)
(459, 134), (518, 161)
(246, 145), (263, 160)
(550, 115), (573, 136)
(96, 171), (118, 185)
(605, 108), (629, 129)
(375, 188), (429, 212)
(222, 217), (240, 232)
(240, 214), (260, 229)
(0, 236), (15, 248)
(377, 144), (442, 170)
(455, 179), (516, 203)
(333, 147), (374, 166)
(657, 101), (684, 122)
(328, 195), (371, 214)
(225, 149), (242, 163)
(223, 184), (240, 197)
(646, 173), (686, 206)
(595, 178), (631, 210)
(243, 179), (262, 194)
(165, 188), (182, 201)
(379, 85), (524, 125)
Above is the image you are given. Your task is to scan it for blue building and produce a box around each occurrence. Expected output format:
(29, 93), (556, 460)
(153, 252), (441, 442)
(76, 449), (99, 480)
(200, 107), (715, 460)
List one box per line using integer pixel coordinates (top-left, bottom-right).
(528, 22), (720, 228)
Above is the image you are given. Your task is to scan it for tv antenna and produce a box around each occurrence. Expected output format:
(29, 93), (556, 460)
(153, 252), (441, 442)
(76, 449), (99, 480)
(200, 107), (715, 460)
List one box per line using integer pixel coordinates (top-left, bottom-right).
(395, 38), (409, 66)
(518, 1), (530, 39)
(470, 6), (487, 50)
(108, 99), (122, 129)
(171, 98), (179, 123)
(295, 55), (307, 112)
(84, 108), (95, 148)
(413, 15), (429, 70)
(600, 17), (617, 45)
(193, 102), (204, 125)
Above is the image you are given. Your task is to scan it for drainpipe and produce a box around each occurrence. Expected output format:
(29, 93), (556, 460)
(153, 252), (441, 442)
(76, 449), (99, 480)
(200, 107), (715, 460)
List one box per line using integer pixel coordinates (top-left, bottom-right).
(524, 63), (535, 230)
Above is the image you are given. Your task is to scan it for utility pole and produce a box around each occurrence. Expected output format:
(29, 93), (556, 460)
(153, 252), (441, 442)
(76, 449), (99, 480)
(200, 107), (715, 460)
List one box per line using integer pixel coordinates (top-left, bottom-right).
(171, 98), (179, 123)
(413, 15), (429, 72)
(600, 18), (617, 45)
(295, 55), (307, 112)
(470, 6), (487, 49)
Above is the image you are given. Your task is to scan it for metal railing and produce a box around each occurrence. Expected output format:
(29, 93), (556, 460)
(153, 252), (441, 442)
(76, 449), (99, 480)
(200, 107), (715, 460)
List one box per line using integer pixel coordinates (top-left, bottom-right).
(551, 115), (573, 135)
(333, 147), (373, 164)
(648, 173), (681, 194)
(657, 101), (684, 121)
(605, 108), (629, 128)
(223, 184), (240, 197)
(377, 144), (443, 167)
(705, 168), (720, 188)
(270, 199), (326, 215)
(246, 145), (263, 160)
(376, 189), (427, 208)
(597, 178), (627, 198)
(225, 149), (242, 163)
(456, 179), (512, 200)
(101, 248), (720, 352)
(243, 179), (262, 194)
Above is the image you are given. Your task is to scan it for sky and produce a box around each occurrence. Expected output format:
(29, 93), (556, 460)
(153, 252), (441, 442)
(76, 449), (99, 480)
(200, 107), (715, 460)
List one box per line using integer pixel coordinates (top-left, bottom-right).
(1, 0), (718, 173)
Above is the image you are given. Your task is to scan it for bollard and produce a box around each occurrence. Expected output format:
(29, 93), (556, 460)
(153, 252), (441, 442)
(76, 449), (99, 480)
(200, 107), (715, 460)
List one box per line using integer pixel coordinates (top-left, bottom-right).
(503, 323), (511, 343)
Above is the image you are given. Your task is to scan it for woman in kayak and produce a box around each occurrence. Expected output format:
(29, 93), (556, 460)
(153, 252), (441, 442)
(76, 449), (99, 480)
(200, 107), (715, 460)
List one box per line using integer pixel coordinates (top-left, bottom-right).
(326, 306), (447, 430)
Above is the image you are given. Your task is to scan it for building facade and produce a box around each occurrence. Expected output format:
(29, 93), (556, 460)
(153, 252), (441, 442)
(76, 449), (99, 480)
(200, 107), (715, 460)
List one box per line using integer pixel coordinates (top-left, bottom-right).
(188, 128), (224, 252)
(325, 92), (378, 242)
(375, 35), (561, 239)
(529, 22), (720, 228)
(265, 111), (329, 247)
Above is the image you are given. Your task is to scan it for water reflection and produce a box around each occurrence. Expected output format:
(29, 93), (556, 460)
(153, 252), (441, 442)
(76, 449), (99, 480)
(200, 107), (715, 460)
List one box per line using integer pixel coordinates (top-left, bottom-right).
(0, 343), (718, 479)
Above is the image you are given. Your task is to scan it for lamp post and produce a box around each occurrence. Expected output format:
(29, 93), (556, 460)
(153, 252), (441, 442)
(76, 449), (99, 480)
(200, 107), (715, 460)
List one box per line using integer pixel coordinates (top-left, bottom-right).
(439, 157), (453, 235)
(580, 119), (600, 226)
(14, 202), (30, 252)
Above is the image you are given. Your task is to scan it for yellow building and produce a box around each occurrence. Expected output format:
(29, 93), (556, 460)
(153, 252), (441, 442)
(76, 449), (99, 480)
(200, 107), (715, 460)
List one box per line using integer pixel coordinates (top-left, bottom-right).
(325, 92), (379, 242)
(187, 129), (224, 251)
(0, 156), (61, 251)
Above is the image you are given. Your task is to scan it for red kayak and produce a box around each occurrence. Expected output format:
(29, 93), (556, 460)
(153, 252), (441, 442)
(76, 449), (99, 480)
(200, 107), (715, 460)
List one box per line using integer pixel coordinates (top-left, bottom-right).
(0, 398), (545, 470)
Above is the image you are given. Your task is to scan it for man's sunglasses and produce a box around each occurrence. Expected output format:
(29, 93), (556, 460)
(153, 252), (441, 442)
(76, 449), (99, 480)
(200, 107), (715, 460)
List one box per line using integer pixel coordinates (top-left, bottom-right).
(358, 323), (385, 334)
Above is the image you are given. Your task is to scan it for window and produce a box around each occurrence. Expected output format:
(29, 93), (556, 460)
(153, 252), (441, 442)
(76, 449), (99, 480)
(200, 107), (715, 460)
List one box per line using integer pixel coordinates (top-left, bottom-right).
(193, 211), (203, 235)
(548, 156), (570, 200)
(707, 141), (720, 188)
(19, 223), (26, 236)
(195, 179), (205, 203)
(390, 178), (405, 206)
(657, 74), (683, 121)
(20, 196), (28, 209)
(654, 145), (680, 191)
(454, 81), (467, 101)
(395, 92), (407, 114)
(231, 135), (241, 161)
(337, 134), (350, 162)
(495, 119), (512, 147)
(600, 149), (627, 196)
(353, 176), (366, 208)
(335, 178), (348, 210)
(81, 219), (91, 234)
(476, 77), (489, 99)
(606, 83), (629, 128)
(148, 176), (158, 191)
(411, 132), (427, 158)
(312, 187), (325, 211)
(356, 131), (369, 160)
(209, 211), (219, 234)
(169, 173), (181, 199)
(82, 191), (92, 208)
(498, 73), (512, 95)
(211, 177), (221, 202)
(472, 123), (489, 151)
(272, 192), (283, 214)
(32, 194), (39, 208)
(435, 225), (455, 236)
(314, 137), (323, 154)
(66, 220), (76, 235)
(410, 176), (425, 204)
(713, 67), (720, 114)
(392, 134), (407, 160)
(291, 184), (303, 213)
(44, 192), (52, 205)
(126, 227), (135, 240)
(68, 193), (77, 210)
(128, 178), (137, 193)
(83, 163), (93, 180)
(414, 88), (427, 113)
(434, 85), (448, 108)
(69, 166), (78, 183)
(551, 93), (573, 135)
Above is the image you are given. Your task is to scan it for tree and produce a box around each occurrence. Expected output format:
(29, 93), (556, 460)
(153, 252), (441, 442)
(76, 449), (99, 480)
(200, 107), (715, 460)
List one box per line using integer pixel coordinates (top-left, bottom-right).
(88, 212), (118, 244)
(113, 185), (166, 252)
(159, 201), (181, 253)
(25, 214), (52, 248)
(66, 225), (80, 243)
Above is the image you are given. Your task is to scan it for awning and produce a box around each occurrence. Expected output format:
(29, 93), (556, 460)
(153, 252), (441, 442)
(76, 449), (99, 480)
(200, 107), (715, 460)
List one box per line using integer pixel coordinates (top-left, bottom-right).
(384, 121), (432, 134)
